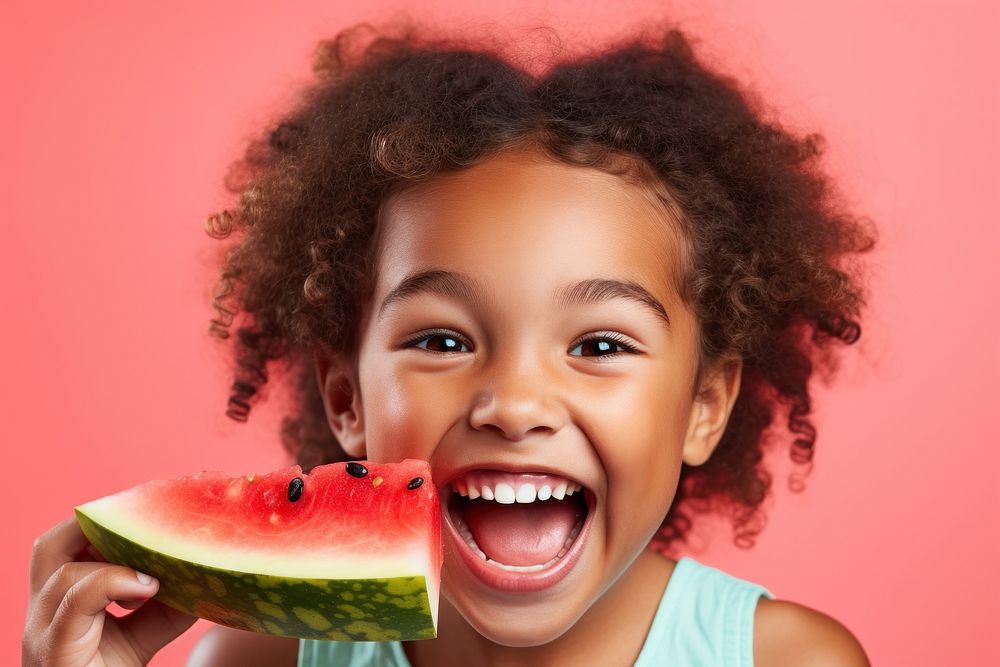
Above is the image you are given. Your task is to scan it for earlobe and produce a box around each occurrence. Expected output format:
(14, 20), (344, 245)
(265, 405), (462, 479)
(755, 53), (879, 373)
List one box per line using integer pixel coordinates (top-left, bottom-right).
(314, 351), (366, 459)
(681, 357), (742, 467)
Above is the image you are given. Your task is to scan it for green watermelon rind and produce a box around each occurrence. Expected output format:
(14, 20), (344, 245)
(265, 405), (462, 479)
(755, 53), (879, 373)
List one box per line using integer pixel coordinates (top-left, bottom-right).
(74, 508), (436, 641)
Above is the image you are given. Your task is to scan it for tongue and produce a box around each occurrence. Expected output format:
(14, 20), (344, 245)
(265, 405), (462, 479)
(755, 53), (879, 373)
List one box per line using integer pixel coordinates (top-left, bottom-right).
(463, 498), (583, 566)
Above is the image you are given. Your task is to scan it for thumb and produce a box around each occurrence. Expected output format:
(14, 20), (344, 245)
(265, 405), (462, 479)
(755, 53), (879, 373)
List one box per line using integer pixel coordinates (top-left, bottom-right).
(118, 598), (198, 663)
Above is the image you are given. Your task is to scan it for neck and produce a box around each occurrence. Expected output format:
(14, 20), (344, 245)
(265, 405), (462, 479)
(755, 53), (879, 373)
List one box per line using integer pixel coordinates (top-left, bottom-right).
(404, 549), (676, 667)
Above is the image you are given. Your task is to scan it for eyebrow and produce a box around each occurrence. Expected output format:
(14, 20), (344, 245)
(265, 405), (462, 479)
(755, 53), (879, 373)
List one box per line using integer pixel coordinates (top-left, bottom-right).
(379, 270), (487, 317)
(557, 278), (671, 330)
(378, 270), (670, 330)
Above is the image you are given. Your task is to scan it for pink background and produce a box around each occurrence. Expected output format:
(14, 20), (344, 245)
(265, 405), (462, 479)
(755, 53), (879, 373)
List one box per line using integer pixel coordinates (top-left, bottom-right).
(4, 1), (996, 664)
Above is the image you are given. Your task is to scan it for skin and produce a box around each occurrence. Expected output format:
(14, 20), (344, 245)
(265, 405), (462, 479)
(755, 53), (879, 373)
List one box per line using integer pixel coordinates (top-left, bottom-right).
(317, 145), (744, 665)
(23, 517), (197, 667)
(24, 143), (869, 666)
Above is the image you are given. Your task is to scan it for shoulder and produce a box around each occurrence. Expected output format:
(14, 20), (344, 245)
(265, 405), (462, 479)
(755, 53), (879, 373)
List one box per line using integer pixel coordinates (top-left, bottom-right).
(186, 625), (299, 667)
(753, 598), (871, 667)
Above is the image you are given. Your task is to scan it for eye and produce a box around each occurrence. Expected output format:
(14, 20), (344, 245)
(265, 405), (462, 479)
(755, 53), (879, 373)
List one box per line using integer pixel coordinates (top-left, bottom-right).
(403, 329), (472, 353)
(568, 333), (640, 358)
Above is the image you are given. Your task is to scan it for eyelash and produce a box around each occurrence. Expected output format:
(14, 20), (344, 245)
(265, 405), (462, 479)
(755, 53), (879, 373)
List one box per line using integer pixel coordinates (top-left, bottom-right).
(569, 332), (641, 358)
(401, 329), (473, 353)
(401, 329), (641, 358)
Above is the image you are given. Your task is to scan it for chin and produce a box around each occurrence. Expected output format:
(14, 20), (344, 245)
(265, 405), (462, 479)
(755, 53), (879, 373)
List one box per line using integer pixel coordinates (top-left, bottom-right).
(441, 584), (590, 648)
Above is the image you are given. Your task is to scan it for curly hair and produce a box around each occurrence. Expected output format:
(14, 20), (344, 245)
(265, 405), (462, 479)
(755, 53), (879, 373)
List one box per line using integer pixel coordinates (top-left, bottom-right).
(205, 18), (876, 555)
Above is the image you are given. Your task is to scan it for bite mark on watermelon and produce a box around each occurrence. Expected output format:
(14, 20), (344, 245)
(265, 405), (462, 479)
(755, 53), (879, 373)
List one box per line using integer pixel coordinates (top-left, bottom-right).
(74, 459), (441, 641)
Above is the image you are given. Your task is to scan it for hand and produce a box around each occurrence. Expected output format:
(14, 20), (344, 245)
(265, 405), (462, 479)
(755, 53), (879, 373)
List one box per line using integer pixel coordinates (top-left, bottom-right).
(23, 517), (198, 666)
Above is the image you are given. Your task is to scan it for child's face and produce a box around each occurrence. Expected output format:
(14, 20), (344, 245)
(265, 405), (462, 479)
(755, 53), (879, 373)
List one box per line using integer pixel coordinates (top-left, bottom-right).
(318, 146), (740, 646)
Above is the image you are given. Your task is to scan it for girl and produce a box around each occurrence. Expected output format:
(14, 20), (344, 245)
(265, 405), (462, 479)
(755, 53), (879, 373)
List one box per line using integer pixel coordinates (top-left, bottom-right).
(24, 19), (876, 666)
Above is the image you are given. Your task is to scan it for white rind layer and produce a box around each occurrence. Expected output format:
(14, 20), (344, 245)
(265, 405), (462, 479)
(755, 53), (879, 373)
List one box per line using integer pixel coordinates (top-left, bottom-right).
(77, 496), (433, 581)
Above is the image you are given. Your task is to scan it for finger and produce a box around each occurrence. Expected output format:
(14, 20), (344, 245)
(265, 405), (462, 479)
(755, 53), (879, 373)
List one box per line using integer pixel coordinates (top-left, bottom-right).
(34, 562), (109, 627)
(78, 543), (109, 563)
(119, 599), (198, 663)
(29, 517), (91, 596)
(33, 562), (160, 631)
(38, 562), (155, 626)
(48, 565), (158, 644)
(117, 598), (148, 611)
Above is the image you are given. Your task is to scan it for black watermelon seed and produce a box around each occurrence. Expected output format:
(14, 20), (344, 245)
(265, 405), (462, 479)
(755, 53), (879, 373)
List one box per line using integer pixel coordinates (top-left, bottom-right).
(406, 477), (424, 490)
(288, 477), (304, 502)
(346, 462), (368, 478)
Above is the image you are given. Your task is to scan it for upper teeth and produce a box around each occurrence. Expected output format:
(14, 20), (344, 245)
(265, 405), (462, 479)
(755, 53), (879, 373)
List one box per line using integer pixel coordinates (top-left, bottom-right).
(451, 472), (583, 504)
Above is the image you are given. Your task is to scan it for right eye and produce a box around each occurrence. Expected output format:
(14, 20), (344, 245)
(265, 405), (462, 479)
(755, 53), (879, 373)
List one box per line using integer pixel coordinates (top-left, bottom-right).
(403, 330), (472, 353)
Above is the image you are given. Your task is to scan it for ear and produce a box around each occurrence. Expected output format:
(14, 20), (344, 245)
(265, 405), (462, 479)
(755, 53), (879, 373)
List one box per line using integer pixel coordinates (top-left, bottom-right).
(681, 356), (743, 467)
(314, 350), (366, 459)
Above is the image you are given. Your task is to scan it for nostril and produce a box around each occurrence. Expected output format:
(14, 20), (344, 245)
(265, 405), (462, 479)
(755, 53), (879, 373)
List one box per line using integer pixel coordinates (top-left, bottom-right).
(468, 392), (567, 441)
(474, 422), (555, 441)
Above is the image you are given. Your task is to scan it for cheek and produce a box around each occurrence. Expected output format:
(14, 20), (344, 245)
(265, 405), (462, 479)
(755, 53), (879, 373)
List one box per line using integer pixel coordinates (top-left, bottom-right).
(588, 368), (691, 534)
(589, 367), (691, 469)
(359, 356), (458, 462)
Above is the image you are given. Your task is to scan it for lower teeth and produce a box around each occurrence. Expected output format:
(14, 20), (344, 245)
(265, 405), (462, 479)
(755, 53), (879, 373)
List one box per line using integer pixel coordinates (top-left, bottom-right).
(451, 508), (584, 571)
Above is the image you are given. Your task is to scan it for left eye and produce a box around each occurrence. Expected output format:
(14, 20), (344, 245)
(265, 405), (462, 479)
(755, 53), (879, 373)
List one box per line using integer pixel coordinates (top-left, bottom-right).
(569, 335), (638, 357)
(408, 333), (471, 353)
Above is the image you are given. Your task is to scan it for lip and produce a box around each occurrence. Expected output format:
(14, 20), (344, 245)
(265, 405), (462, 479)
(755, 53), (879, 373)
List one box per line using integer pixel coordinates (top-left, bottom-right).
(441, 487), (596, 593)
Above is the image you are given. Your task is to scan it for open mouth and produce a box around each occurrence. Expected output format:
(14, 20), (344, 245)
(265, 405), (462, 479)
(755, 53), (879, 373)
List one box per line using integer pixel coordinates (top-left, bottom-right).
(443, 470), (593, 589)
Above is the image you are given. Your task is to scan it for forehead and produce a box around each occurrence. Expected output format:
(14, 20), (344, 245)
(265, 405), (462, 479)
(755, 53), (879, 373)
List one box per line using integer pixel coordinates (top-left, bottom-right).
(375, 148), (687, 304)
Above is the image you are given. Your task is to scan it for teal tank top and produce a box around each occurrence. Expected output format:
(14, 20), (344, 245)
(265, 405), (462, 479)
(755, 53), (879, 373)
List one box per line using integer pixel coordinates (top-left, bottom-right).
(297, 556), (775, 666)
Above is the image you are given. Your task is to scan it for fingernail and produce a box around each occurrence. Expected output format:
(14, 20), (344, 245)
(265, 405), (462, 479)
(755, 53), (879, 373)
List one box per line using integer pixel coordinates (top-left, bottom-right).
(136, 571), (154, 586)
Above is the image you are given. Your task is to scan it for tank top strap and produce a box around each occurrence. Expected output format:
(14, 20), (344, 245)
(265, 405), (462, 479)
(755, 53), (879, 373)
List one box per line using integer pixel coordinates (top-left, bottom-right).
(297, 637), (411, 667)
(634, 556), (775, 667)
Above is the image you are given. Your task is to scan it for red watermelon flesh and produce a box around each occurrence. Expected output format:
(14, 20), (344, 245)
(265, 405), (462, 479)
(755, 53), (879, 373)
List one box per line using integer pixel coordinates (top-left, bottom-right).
(74, 459), (441, 641)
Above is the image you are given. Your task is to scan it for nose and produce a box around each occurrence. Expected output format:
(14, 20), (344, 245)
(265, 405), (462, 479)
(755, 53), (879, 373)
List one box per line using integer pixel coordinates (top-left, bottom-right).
(468, 357), (569, 441)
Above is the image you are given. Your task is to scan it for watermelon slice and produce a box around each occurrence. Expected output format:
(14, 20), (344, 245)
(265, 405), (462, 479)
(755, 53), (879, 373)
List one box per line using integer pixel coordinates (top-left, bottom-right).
(74, 459), (441, 641)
